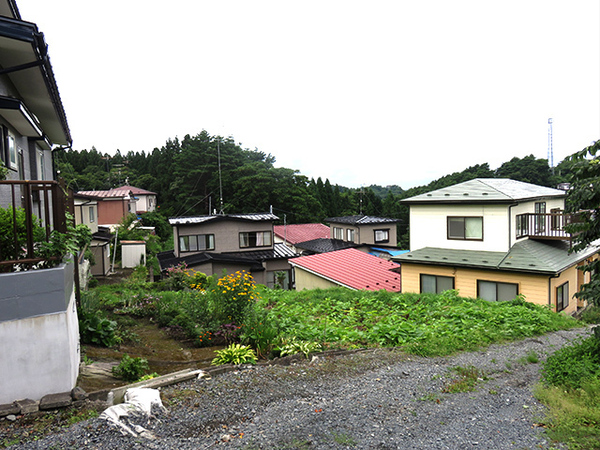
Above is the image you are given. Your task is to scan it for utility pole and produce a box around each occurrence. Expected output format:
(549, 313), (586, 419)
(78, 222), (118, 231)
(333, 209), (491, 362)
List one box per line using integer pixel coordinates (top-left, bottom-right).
(548, 118), (554, 175)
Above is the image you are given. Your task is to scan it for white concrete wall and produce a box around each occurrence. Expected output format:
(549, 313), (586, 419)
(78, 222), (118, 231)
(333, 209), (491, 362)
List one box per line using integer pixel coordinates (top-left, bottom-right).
(0, 290), (79, 404)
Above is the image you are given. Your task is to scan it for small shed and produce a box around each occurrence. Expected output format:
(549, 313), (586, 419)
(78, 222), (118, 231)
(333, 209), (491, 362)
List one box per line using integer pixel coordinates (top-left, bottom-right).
(121, 240), (146, 268)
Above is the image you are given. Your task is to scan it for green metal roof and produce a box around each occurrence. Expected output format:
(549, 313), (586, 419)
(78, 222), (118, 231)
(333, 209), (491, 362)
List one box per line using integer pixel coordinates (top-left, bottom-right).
(402, 179), (566, 204)
(394, 239), (599, 275)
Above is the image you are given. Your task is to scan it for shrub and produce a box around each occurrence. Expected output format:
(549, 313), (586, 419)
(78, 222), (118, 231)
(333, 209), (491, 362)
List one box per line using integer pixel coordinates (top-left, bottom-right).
(541, 336), (600, 389)
(241, 308), (280, 358)
(581, 306), (600, 324)
(213, 271), (258, 325)
(212, 344), (257, 365)
(79, 312), (121, 347)
(112, 354), (150, 381)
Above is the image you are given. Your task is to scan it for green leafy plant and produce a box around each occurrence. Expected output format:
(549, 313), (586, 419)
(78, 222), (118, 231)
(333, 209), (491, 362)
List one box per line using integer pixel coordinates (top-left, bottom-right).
(79, 313), (121, 347)
(112, 354), (150, 381)
(211, 343), (257, 365)
(278, 337), (322, 359)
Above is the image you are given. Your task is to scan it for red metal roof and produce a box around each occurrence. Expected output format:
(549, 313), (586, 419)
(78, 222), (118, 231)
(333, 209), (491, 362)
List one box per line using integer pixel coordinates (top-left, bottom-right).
(274, 223), (330, 244)
(290, 248), (401, 292)
(76, 189), (132, 199)
(113, 185), (157, 195)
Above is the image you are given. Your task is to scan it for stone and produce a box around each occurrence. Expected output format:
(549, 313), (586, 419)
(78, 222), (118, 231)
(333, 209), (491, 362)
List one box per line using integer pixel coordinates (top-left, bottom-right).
(16, 399), (38, 414)
(39, 392), (72, 410)
(0, 402), (19, 417)
(5, 414), (17, 422)
(71, 387), (88, 401)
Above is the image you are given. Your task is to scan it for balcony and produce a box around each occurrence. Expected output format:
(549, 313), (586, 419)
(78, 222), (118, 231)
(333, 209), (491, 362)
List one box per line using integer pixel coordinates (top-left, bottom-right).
(515, 212), (580, 241)
(0, 179), (72, 271)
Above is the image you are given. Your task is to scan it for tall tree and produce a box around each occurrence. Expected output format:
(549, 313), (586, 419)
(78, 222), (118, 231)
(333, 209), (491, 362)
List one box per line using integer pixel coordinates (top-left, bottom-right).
(564, 140), (600, 307)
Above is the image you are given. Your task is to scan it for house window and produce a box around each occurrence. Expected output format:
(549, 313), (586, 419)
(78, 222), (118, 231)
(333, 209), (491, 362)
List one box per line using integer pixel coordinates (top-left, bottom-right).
(347, 229), (355, 243)
(179, 234), (215, 252)
(89, 207), (95, 223)
(447, 217), (483, 240)
(420, 274), (454, 294)
(550, 208), (562, 230)
(556, 282), (569, 312)
(374, 229), (390, 243)
(239, 231), (272, 248)
(333, 227), (344, 240)
(7, 134), (16, 169)
(535, 202), (546, 233)
(37, 151), (45, 180)
(477, 280), (518, 302)
(516, 214), (529, 238)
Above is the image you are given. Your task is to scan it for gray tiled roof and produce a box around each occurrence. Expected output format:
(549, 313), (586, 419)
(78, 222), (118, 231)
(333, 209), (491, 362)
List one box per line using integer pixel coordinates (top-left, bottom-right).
(169, 213), (278, 225)
(402, 179), (566, 204)
(295, 238), (359, 254)
(325, 215), (400, 225)
(394, 239), (600, 275)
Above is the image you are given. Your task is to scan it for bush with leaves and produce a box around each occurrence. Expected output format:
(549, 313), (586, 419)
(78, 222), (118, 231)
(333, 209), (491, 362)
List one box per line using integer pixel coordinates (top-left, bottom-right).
(79, 312), (121, 348)
(112, 354), (150, 381)
(541, 335), (600, 390)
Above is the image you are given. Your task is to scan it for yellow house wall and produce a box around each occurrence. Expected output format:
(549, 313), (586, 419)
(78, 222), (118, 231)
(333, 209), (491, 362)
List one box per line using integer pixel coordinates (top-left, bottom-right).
(294, 267), (341, 290)
(401, 263), (553, 308)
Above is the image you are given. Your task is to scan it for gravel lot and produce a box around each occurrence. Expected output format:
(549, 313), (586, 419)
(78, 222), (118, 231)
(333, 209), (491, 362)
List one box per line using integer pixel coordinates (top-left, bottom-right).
(6, 326), (592, 449)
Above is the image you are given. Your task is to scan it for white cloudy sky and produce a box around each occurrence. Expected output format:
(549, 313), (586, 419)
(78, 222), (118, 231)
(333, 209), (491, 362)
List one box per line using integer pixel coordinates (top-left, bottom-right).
(16, 1), (600, 189)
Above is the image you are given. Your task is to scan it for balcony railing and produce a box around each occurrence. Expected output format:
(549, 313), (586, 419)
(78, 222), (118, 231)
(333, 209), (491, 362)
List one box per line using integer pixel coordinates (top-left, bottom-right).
(0, 179), (73, 271)
(515, 212), (580, 241)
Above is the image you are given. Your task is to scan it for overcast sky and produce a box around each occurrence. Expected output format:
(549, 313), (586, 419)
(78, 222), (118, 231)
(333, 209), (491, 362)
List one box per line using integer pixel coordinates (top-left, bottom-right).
(16, 1), (600, 189)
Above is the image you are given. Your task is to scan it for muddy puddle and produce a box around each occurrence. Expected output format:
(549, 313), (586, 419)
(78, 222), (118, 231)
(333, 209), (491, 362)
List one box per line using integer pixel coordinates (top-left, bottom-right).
(78, 319), (224, 393)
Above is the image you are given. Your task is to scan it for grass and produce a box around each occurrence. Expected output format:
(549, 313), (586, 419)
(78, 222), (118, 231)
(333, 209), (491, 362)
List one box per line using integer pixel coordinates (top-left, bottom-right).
(441, 365), (486, 393)
(535, 333), (600, 449)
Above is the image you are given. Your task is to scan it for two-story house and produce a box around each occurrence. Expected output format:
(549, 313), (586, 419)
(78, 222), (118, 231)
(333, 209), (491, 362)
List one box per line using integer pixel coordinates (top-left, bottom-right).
(158, 213), (296, 289)
(394, 178), (599, 314)
(0, 0), (80, 406)
(113, 185), (157, 214)
(76, 188), (136, 226)
(326, 215), (399, 246)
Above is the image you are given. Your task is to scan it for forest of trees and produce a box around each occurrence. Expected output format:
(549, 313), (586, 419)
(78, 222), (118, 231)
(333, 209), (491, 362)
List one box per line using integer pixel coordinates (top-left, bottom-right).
(55, 130), (575, 247)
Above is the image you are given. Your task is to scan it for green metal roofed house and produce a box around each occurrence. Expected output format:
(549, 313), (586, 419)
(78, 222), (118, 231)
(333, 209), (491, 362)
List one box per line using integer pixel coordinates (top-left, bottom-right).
(393, 178), (599, 314)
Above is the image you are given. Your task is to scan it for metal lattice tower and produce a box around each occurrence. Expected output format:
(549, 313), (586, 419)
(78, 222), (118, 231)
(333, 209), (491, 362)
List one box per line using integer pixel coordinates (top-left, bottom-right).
(548, 118), (554, 175)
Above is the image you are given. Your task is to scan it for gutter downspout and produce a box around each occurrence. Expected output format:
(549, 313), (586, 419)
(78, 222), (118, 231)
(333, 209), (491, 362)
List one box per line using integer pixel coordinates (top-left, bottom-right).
(508, 203), (518, 249)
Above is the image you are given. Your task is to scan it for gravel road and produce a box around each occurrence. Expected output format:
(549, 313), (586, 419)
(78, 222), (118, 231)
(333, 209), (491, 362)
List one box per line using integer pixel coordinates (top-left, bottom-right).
(8, 326), (592, 449)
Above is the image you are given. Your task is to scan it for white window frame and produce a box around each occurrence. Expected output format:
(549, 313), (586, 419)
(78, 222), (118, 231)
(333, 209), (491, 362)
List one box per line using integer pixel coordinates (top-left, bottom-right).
(347, 228), (355, 242)
(374, 229), (390, 243)
(7, 134), (17, 169)
(179, 234), (215, 252)
(333, 227), (344, 240)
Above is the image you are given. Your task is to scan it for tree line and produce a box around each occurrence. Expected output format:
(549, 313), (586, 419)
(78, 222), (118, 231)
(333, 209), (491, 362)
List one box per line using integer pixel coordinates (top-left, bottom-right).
(54, 130), (573, 246)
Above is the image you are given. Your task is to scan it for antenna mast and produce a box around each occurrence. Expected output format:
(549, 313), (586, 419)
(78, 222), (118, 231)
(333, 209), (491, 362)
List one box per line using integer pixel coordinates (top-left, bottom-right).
(217, 137), (224, 214)
(548, 118), (554, 175)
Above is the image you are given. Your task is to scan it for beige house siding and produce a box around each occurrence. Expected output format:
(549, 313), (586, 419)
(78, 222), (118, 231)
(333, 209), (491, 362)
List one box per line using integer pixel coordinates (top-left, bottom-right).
(295, 267), (340, 290)
(173, 220), (273, 257)
(400, 262), (561, 309)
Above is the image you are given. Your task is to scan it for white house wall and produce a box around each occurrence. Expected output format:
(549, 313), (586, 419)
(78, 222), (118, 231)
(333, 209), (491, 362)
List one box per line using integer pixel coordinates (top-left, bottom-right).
(410, 204), (510, 252)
